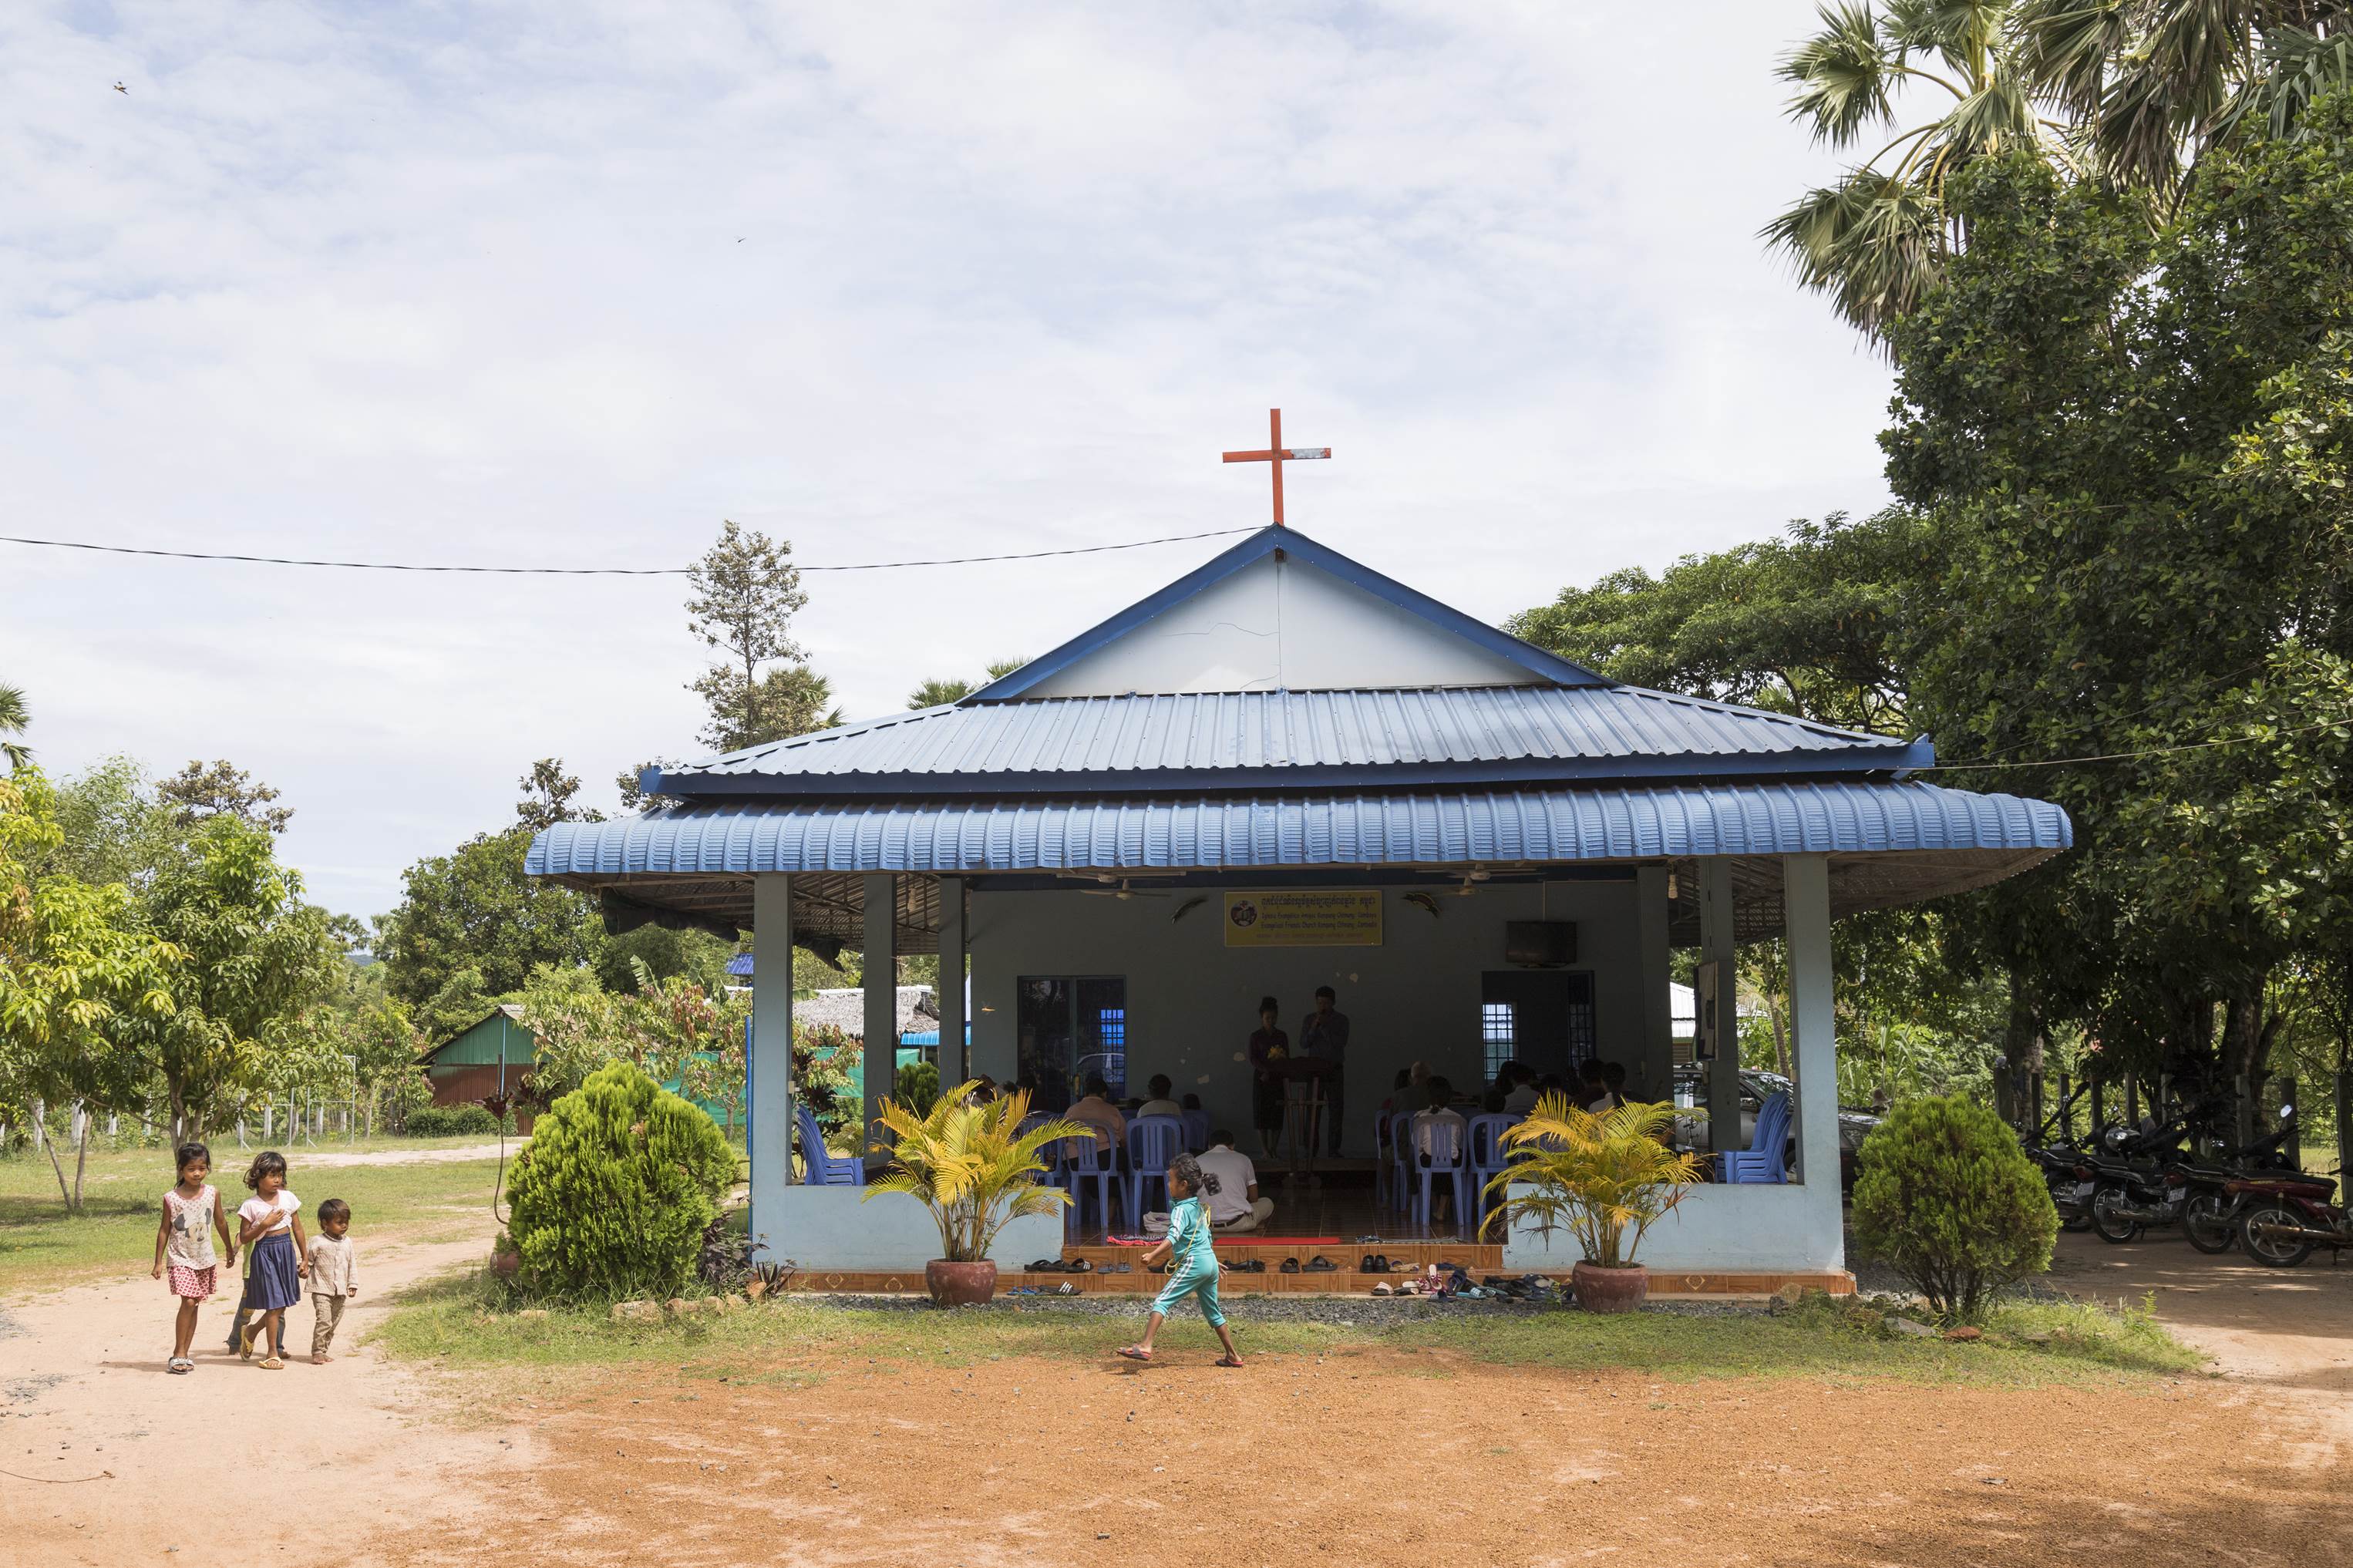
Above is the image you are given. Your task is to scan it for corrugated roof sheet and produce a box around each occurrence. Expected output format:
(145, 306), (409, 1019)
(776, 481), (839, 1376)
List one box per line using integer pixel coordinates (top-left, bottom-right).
(654, 686), (1929, 796)
(529, 781), (2066, 877)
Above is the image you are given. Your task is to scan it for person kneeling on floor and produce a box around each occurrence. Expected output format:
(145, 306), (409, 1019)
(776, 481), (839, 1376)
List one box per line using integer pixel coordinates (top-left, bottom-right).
(1197, 1129), (1274, 1232)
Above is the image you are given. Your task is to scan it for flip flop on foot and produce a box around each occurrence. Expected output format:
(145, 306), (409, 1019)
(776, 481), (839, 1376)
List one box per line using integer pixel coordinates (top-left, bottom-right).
(167, 1357), (192, 1375)
(1216, 1354), (1244, 1368)
(259, 1355), (284, 1370)
(237, 1323), (259, 1360)
(1115, 1345), (1153, 1362)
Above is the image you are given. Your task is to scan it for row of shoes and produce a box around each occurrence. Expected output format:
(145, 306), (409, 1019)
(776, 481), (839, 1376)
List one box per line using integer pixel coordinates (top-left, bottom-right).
(1357, 1253), (1465, 1274)
(1280, 1256), (1341, 1274)
(1025, 1257), (1095, 1274)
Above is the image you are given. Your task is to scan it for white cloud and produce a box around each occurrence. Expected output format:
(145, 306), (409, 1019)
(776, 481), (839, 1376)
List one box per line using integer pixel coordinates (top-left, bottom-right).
(1, 1), (1894, 917)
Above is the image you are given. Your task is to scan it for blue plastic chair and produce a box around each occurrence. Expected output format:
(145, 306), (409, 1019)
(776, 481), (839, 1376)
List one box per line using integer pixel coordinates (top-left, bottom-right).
(1719, 1092), (1793, 1183)
(1180, 1108), (1211, 1153)
(1412, 1112), (1471, 1232)
(1125, 1115), (1185, 1225)
(796, 1105), (863, 1186)
(1465, 1113), (1519, 1235)
(1061, 1132), (1120, 1238)
(1388, 1109), (1419, 1211)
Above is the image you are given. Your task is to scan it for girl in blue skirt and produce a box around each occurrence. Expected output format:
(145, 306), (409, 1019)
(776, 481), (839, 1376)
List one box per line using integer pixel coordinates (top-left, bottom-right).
(231, 1152), (308, 1370)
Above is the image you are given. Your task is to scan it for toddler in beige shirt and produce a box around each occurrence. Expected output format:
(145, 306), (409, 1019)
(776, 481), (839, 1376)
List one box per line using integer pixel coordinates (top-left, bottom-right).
(306, 1199), (359, 1364)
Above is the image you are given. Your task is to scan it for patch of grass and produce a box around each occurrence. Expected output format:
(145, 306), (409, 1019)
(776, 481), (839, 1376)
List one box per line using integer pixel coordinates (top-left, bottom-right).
(375, 1270), (2203, 1392)
(0, 1146), (510, 1295)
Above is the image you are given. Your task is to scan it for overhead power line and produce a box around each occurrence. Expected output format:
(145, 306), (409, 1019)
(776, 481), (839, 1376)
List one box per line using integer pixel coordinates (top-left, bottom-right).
(0, 527), (1257, 575)
(1927, 715), (2351, 772)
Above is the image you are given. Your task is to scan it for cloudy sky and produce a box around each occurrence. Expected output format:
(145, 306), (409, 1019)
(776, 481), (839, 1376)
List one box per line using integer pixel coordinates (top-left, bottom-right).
(3, 2), (1897, 921)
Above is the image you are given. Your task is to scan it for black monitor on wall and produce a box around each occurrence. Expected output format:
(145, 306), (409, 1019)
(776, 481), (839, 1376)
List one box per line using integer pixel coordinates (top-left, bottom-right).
(1505, 920), (1577, 967)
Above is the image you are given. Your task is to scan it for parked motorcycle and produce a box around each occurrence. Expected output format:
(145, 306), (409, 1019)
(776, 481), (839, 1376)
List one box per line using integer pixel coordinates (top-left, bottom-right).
(2234, 1169), (2351, 1268)
(2082, 1119), (2194, 1244)
(2027, 1142), (2098, 1233)
(2174, 1108), (2306, 1255)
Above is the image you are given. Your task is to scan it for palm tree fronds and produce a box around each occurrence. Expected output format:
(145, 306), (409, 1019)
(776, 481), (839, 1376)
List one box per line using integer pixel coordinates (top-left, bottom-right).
(2014, 0), (2136, 121)
(1782, 2), (1903, 149)
(861, 1080), (1087, 1263)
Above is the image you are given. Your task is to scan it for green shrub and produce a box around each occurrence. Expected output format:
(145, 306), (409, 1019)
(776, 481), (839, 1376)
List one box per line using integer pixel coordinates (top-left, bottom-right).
(406, 1103), (502, 1137)
(895, 1060), (941, 1116)
(505, 1062), (738, 1300)
(1851, 1094), (2058, 1322)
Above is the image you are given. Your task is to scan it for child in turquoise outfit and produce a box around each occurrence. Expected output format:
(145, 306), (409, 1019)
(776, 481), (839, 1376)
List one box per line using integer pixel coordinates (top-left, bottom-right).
(1116, 1154), (1243, 1367)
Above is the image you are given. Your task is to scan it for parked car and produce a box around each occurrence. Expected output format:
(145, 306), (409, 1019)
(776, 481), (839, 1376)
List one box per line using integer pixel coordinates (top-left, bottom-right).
(1669, 1066), (1880, 1188)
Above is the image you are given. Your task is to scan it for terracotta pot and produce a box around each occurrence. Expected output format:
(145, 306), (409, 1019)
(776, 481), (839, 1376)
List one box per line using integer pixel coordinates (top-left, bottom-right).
(1571, 1261), (1649, 1314)
(925, 1259), (998, 1307)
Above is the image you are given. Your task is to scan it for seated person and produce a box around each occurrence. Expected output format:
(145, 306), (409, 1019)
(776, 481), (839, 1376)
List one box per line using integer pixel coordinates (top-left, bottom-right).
(1196, 1129), (1274, 1232)
(1574, 1058), (1608, 1110)
(1409, 1078), (1469, 1223)
(1065, 1075), (1128, 1153)
(1134, 1074), (1183, 1120)
(1181, 1092), (1203, 1111)
(1597, 1060), (1630, 1110)
(1502, 1064), (1541, 1115)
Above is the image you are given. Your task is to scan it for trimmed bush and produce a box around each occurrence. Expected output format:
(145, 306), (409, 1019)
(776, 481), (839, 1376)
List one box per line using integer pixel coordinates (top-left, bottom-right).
(895, 1060), (941, 1117)
(1851, 1094), (2058, 1322)
(505, 1062), (737, 1300)
(406, 1103), (501, 1137)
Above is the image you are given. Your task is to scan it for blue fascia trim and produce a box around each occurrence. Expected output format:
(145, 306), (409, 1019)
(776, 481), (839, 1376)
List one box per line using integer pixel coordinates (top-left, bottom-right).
(978, 866), (1638, 893)
(965, 526), (1611, 701)
(651, 738), (1939, 800)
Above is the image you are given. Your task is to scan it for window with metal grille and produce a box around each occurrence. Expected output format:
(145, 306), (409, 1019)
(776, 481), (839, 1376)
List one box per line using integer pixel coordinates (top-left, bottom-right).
(1482, 1001), (1516, 1083)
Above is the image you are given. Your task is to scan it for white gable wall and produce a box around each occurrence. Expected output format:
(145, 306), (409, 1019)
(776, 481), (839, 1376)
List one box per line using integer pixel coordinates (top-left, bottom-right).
(1020, 555), (1542, 698)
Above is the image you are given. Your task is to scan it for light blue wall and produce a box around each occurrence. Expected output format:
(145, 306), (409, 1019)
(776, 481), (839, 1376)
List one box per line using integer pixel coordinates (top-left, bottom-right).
(968, 879), (1653, 1158)
(750, 1186), (1065, 1272)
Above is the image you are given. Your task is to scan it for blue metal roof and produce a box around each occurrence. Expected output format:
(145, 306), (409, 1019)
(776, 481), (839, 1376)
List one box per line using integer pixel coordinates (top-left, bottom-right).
(651, 685), (1932, 798)
(530, 781), (2066, 877)
(724, 952), (756, 977)
(968, 526), (1611, 701)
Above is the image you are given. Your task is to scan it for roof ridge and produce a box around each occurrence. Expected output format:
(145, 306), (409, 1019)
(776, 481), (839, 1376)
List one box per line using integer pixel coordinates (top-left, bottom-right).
(1610, 684), (1905, 745)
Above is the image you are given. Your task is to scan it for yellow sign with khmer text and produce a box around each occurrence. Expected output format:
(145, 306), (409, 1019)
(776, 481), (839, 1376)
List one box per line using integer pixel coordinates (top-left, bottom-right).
(1221, 890), (1383, 947)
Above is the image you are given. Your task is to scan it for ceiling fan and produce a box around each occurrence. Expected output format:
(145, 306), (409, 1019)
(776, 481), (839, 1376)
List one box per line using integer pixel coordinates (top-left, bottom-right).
(1453, 868), (1492, 897)
(1077, 877), (1173, 900)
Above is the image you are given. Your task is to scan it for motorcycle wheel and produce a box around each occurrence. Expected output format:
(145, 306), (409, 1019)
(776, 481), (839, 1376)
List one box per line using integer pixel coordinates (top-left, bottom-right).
(2090, 1187), (2142, 1244)
(2239, 1203), (2314, 1268)
(2182, 1193), (2237, 1255)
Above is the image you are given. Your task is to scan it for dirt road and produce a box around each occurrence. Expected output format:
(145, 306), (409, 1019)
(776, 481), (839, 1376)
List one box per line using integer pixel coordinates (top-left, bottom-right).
(0, 1225), (525, 1564)
(7, 1223), (2348, 1566)
(2048, 1228), (2353, 1443)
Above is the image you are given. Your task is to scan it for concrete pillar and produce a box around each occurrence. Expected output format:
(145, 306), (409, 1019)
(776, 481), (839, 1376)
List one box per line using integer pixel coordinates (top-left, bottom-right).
(749, 873), (796, 1261)
(937, 877), (968, 1086)
(1698, 858), (1741, 1159)
(1634, 866), (1673, 1102)
(863, 873), (898, 1167)
(1783, 853), (1843, 1269)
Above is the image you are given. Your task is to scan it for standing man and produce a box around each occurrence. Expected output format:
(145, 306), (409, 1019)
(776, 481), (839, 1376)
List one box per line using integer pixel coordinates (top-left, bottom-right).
(1299, 984), (1351, 1157)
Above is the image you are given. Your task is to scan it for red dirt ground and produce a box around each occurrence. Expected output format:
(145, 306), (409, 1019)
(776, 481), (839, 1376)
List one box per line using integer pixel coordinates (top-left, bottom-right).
(409, 1348), (2348, 1568)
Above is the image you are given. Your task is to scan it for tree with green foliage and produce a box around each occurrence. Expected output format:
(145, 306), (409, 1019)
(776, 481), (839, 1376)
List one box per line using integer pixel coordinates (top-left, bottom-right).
(515, 757), (601, 833)
(0, 769), (181, 1209)
(1883, 108), (2353, 1087)
(114, 813), (347, 1139)
(156, 759), (293, 834)
(375, 829), (604, 1016)
(685, 520), (840, 751)
(1852, 1094), (2058, 1319)
(505, 1060), (737, 1300)
(1509, 510), (1919, 734)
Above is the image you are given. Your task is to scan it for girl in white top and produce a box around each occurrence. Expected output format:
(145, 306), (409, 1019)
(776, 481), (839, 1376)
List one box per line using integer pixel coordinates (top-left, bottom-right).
(152, 1142), (237, 1375)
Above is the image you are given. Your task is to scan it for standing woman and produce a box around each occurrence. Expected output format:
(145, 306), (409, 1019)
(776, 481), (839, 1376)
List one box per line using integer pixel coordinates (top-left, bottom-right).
(1247, 995), (1288, 1160)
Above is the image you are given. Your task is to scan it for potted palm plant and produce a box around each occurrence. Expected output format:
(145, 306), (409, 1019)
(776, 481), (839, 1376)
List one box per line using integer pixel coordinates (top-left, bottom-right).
(863, 1082), (1087, 1307)
(1482, 1093), (1705, 1313)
